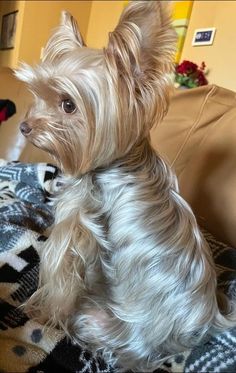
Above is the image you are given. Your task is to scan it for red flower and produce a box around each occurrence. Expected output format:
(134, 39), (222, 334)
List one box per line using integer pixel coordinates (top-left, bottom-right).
(197, 70), (208, 86)
(175, 60), (208, 88)
(176, 60), (198, 75)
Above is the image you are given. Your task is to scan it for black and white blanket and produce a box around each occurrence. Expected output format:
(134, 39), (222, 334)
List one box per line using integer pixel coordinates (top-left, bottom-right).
(0, 160), (236, 373)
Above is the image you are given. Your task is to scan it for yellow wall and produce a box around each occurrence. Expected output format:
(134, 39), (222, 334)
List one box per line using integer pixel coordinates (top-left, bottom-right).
(172, 1), (193, 63)
(86, 0), (125, 48)
(19, 0), (92, 65)
(181, 1), (236, 91)
(0, 0), (92, 68)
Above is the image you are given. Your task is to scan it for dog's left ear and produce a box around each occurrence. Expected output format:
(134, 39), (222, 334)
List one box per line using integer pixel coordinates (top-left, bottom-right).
(105, 1), (176, 118)
(106, 1), (176, 78)
(42, 11), (86, 62)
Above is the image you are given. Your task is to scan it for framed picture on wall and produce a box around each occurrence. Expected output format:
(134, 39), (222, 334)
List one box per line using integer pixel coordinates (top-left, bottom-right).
(0, 10), (18, 50)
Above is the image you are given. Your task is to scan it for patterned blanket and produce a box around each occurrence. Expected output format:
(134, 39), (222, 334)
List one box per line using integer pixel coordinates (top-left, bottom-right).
(0, 160), (236, 373)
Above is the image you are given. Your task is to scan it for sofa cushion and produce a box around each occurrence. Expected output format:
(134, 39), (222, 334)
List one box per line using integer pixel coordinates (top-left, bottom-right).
(151, 84), (236, 247)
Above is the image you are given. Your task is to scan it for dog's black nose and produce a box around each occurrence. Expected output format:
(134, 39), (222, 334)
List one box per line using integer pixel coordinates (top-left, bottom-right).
(20, 121), (32, 135)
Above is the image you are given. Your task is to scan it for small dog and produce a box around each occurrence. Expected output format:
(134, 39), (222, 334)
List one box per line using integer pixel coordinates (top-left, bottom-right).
(16, 1), (236, 370)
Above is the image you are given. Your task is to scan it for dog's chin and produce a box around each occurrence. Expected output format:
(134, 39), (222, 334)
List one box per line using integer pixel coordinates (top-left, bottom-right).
(26, 135), (55, 158)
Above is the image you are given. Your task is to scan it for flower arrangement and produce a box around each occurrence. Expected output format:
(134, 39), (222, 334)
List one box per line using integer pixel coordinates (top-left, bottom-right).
(174, 60), (208, 89)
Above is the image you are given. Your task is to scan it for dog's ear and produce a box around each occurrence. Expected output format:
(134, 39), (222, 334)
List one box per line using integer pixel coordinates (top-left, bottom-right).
(106, 1), (176, 78)
(105, 1), (176, 127)
(60, 11), (86, 48)
(42, 11), (86, 62)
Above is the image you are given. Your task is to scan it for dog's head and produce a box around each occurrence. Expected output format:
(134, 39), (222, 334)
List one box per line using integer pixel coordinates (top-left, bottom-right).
(16, 1), (176, 175)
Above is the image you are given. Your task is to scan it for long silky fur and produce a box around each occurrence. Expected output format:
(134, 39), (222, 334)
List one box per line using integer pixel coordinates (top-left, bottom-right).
(15, 1), (236, 371)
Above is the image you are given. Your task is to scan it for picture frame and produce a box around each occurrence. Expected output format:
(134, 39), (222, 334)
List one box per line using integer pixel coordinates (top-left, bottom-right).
(0, 10), (18, 50)
(192, 27), (216, 47)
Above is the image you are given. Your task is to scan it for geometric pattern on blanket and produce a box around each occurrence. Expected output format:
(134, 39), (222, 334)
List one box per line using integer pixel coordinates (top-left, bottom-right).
(0, 160), (236, 373)
(0, 160), (57, 254)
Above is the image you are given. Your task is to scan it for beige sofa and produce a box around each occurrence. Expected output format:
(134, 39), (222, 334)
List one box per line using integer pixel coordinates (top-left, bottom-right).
(1, 84), (236, 247)
(152, 84), (236, 247)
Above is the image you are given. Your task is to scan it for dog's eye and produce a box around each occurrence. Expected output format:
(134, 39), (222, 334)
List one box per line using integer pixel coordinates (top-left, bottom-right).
(61, 99), (76, 114)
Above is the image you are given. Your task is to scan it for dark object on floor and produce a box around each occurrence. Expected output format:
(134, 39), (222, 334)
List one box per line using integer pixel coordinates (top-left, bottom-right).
(0, 99), (16, 124)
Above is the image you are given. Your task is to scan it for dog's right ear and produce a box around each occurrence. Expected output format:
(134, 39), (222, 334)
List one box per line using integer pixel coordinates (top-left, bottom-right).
(42, 11), (86, 62)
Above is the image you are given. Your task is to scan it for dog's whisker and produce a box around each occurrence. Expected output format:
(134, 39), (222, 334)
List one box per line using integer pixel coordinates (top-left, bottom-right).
(47, 122), (67, 132)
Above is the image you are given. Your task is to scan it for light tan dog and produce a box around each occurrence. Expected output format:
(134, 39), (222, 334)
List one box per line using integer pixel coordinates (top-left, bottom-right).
(16, 1), (236, 370)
